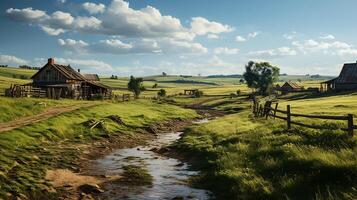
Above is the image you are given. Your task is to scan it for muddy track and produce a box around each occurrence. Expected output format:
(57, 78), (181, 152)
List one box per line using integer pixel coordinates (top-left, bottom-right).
(0, 103), (97, 133)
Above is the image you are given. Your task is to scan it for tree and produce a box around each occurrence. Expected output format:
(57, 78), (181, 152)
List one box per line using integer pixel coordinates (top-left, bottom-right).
(157, 89), (166, 97)
(127, 76), (145, 98)
(152, 83), (158, 88)
(239, 79), (245, 84)
(243, 61), (279, 95)
(162, 72), (167, 76)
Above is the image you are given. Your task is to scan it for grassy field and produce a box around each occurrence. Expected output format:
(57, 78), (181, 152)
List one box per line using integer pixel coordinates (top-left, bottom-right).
(1, 66), (352, 199)
(0, 99), (198, 198)
(174, 94), (357, 200)
(0, 67), (36, 79)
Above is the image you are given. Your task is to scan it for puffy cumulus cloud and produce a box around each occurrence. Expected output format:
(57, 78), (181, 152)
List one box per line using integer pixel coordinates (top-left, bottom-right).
(58, 38), (207, 54)
(207, 34), (219, 39)
(248, 31), (260, 38)
(40, 26), (66, 35)
(0, 54), (28, 65)
(320, 34), (335, 40)
(235, 35), (246, 42)
(6, 7), (47, 22)
(83, 2), (106, 14)
(5, 0), (194, 40)
(214, 47), (239, 55)
(292, 39), (351, 53)
(249, 47), (297, 58)
(58, 39), (89, 53)
(283, 31), (297, 40)
(55, 57), (114, 72)
(101, 0), (194, 40)
(190, 17), (233, 36)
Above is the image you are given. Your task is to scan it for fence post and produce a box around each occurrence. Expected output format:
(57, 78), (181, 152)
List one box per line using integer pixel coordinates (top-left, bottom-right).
(273, 103), (278, 119)
(287, 105), (291, 129)
(347, 114), (354, 136)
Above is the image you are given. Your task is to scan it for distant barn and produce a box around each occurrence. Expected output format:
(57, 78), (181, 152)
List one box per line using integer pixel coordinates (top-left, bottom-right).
(30, 58), (112, 99)
(278, 81), (302, 93)
(321, 62), (357, 92)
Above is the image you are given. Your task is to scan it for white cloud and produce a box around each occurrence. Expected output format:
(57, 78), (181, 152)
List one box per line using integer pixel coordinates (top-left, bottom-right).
(292, 39), (351, 53)
(73, 16), (102, 31)
(58, 0), (66, 4)
(214, 47), (239, 55)
(320, 34), (335, 40)
(190, 17), (233, 36)
(207, 34), (219, 39)
(58, 38), (207, 54)
(248, 31), (260, 38)
(58, 39), (89, 53)
(40, 26), (66, 35)
(249, 47), (297, 58)
(6, 7), (47, 22)
(235, 35), (246, 42)
(5, 0), (194, 40)
(283, 31), (297, 40)
(83, 2), (106, 14)
(55, 57), (114, 72)
(0, 54), (28, 65)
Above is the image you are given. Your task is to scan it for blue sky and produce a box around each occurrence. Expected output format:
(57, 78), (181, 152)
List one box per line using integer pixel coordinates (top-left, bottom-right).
(1, 0), (357, 76)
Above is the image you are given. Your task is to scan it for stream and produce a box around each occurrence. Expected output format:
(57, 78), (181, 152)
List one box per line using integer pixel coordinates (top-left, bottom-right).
(95, 119), (212, 200)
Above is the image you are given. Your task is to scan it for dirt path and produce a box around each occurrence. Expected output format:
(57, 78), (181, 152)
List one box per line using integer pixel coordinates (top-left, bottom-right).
(0, 103), (97, 133)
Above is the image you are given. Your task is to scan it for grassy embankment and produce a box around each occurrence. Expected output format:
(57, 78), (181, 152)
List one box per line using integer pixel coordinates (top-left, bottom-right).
(0, 98), (197, 199)
(174, 93), (357, 200)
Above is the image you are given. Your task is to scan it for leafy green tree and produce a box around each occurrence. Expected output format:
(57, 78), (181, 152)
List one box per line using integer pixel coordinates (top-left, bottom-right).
(157, 89), (166, 97)
(243, 61), (280, 95)
(128, 76), (145, 98)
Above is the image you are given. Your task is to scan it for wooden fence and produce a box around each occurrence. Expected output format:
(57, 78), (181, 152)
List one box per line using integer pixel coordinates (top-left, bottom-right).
(253, 101), (356, 136)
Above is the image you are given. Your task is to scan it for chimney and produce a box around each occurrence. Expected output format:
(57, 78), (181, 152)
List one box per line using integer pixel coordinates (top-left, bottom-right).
(48, 58), (54, 65)
(77, 69), (80, 73)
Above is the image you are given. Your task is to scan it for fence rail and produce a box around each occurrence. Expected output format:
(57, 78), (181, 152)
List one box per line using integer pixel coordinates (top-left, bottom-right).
(253, 101), (355, 136)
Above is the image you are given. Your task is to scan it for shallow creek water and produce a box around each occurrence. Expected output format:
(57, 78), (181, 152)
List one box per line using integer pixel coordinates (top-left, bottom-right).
(96, 119), (212, 200)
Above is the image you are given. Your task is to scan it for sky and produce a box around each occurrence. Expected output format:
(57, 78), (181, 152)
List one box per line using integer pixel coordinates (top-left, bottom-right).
(1, 0), (357, 76)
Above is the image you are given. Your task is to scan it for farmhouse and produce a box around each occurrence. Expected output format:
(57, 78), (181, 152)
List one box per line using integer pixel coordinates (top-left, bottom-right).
(29, 58), (112, 99)
(278, 81), (302, 93)
(321, 62), (357, 92)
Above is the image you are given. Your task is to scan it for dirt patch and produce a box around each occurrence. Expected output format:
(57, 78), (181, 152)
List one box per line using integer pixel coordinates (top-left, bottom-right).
(0, 103), (96, 133)
(46, 169), (102, 189)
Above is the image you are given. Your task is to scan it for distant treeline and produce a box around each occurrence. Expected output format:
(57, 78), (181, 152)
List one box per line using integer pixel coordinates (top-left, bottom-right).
(159, 80), (218, 85)
(0, 65), (8, 68)
(207, 74), (243, 78)
(19, 65), (40, 70)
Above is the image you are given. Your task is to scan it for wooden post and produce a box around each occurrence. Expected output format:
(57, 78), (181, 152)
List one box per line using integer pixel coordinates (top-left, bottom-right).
(347, 114), (354, 136)
(273, 103), (278, 119)
(287, 105), (291, 129)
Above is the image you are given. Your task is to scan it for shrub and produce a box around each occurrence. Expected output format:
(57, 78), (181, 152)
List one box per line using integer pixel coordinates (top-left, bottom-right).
(193, 90), (203, 98)
(157, 89), (166, 97)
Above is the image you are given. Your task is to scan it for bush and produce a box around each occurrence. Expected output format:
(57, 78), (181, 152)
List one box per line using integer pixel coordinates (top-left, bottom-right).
(157, 89), (166, 97)
(193, 90), (203, 98)
(152, 83), (158, 88)
(236, 90), (241, 96)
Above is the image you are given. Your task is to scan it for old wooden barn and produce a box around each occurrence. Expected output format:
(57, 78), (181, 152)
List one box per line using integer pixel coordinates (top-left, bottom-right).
(7, 58), (112, 99)
(277, 81), (302, 93)
(321, 62), (357, 92)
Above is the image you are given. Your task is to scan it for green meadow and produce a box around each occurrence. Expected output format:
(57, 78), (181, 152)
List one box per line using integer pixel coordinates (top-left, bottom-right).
(0, 66), (355, 199)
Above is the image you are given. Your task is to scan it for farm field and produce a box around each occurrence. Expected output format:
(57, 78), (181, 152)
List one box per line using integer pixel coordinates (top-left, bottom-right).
(0, 99), (198, 199)
(0, 66), (355, 199)
(174, 93), (357, 199)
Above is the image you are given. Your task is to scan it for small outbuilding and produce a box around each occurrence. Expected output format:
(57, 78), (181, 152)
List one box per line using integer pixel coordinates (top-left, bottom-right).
(278, 81), (302, 93)
(321, 62), (357, 92)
